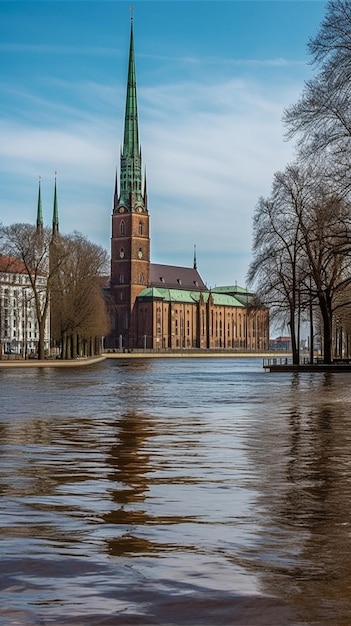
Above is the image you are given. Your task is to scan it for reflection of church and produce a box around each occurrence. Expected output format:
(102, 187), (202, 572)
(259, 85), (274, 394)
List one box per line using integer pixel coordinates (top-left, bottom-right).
(107, 20), (269, 351)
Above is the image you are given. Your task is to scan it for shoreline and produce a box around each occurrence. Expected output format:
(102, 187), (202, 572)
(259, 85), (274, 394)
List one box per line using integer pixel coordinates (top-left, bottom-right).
(0, 352), (287, 368)
(0, 355), (107, 368)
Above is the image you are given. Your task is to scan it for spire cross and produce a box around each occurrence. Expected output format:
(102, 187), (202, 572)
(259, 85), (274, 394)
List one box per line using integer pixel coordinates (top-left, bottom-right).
(130, 5), (134, 20)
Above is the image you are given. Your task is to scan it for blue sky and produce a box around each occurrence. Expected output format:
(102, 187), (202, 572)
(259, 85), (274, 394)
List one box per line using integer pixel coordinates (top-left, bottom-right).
(0, 0), (327, 288)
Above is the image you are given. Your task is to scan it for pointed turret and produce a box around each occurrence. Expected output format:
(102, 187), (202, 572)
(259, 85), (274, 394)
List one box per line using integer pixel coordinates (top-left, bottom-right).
(117, 17), (145, 213)
(113, 169), (119, 212)
(52, 173), (59, 238)
(143, 167), (148, 210)
(36, 176), (43, 235)
(123, 20), (139, 160)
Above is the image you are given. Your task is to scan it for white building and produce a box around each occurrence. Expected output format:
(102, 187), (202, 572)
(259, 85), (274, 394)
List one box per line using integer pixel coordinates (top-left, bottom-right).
(0, 256), (50, 357)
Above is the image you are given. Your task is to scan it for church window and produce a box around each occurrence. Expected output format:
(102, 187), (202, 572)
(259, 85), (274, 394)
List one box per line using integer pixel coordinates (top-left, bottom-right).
(138, 221), (143, 235)
(139, 273), (144, 284)
(119, 274), (124, 284)
(120, 220), (126, 235)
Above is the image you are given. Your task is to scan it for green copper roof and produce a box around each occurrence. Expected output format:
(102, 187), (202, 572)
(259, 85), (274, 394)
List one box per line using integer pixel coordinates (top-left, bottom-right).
(36, 177), (43, 233)
(118, 19), (145, 212)
(52, 176), (59, 236)
(212, 285), (249, 294)
(211, 293), (245, 307)
(123, 21), (139, 159)
(137, 287), (245, 307)
(212, 285), (255, 306)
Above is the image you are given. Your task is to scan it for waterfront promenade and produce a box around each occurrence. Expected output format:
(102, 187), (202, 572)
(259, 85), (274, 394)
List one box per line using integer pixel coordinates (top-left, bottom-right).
(0, 351), (280, 368)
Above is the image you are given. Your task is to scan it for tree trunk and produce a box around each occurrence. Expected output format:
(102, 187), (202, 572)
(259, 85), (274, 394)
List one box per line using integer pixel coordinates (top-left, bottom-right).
(309, 300), (314, 364)
(71, 333), (77, 359)
(289, 311), (299, 365)
(319, 295), (333, 364)
(38, 319), (46, 360)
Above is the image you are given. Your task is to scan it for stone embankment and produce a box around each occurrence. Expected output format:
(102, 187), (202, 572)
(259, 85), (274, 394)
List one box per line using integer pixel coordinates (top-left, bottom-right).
(0, 352), (285, 368)
(0, 356), (106, 368)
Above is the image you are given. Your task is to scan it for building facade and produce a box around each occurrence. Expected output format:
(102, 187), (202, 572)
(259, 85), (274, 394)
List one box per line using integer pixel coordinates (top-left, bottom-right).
(108, 20), (269, 351)
(0, 255), (50, 357)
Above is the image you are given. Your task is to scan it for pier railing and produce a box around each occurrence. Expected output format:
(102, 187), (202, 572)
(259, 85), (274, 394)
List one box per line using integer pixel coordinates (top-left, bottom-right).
(263, 355), (322, 368)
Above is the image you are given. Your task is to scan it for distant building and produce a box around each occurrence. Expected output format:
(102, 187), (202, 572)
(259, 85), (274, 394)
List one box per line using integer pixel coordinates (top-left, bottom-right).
(106, 20), (269, 351)
(0, 255), (50, 357)
(269, 336), (292, 351)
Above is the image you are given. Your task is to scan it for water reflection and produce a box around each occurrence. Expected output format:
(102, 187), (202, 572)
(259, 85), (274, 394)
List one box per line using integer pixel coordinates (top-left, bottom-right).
(1, 360), (351, 624)
(104, 409), (200, 557)
(245, 372), (351, 625)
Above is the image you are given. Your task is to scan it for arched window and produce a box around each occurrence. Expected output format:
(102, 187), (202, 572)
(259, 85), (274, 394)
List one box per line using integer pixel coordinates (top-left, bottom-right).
(119, 273), (124, 284)
(120, 220), (125, 235)
(138, 221), (143, 235)
(139, 273), (144, 284)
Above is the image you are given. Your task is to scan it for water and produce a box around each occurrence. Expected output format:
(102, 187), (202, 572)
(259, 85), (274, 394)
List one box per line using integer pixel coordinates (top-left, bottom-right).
(1, 357), (351, 625)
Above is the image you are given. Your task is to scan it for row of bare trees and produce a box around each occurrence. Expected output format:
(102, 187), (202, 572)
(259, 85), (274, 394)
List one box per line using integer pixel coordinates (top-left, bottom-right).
(0, 223), (110, 359)
(248, 0), (351, 364)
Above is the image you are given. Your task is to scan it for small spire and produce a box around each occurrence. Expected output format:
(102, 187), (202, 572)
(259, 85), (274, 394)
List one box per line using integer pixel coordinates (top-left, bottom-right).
(143, 167), (148, 211)
(114, 168), (119, 211)
(193, 244), (197, 270)
(36, 176), (43, 235)
(52, 172), (59, 238)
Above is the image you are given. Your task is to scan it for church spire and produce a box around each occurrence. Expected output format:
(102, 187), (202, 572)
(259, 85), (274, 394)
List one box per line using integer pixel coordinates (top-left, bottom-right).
(123, 17), (139, 160)
(36, 176), (43, 235)
(52, 173), (59, 238)
(117, 15), (145, 213)
(193, 244), (197, 270)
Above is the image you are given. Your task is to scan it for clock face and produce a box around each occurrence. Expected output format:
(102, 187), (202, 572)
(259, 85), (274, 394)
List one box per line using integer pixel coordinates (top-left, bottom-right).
(119, 207), (125, 213)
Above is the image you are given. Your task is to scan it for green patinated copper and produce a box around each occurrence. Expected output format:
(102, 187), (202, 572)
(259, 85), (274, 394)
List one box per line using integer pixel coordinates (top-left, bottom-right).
(118, 20), (145, 212)
(137, 287), (246, 307)
(36, 177), (43, 233)
(52, 176), (59, 236)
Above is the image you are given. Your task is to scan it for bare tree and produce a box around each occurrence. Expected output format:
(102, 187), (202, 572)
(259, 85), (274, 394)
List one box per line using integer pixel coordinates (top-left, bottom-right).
(284, 1), (351, 194)
(249, 162), (351, 364)
(248, 175), (307, 364)
(50, 232), (110, 358)
(0, 223), (64, 359)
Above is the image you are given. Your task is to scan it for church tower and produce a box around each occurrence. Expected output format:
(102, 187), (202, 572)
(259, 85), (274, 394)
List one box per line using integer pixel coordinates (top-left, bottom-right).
(110, 17), (150, 349)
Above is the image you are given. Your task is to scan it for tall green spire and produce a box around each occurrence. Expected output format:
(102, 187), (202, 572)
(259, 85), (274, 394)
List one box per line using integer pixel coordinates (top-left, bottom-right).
(123, 19), (139, 160)
(52, 173), (59, 237)
(118, 17), (145, 212)
(36, 176), (43, 234)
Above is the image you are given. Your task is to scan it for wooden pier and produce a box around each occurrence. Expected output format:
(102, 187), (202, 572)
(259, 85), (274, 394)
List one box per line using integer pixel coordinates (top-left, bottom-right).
(263, 356), (351, 372)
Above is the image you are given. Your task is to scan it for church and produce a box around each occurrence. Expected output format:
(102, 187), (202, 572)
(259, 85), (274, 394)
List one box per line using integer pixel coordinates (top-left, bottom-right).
(107, 20), (269, 352)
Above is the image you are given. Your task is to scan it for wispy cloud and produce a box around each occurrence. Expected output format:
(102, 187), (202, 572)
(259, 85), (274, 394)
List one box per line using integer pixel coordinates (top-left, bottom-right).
(0, 43), (121, 56)
(0, 71), (299, 287)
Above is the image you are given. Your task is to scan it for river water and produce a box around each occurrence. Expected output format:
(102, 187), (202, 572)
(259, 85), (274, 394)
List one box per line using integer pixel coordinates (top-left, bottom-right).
(1, 357), (351, 625)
